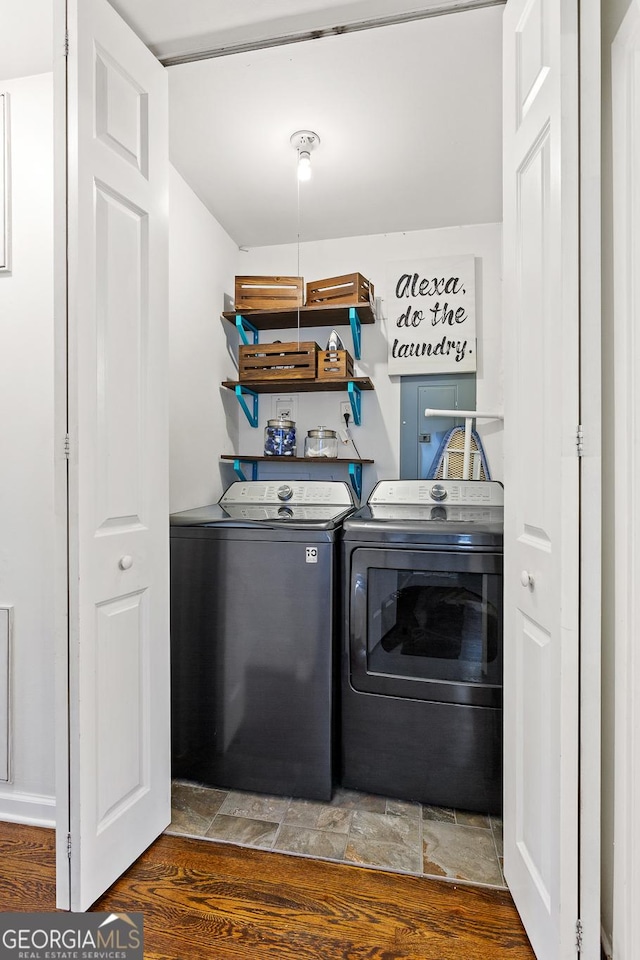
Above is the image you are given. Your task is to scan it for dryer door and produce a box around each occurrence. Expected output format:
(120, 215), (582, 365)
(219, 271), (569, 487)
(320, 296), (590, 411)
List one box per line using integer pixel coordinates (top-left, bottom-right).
(350, 548), (502, 707)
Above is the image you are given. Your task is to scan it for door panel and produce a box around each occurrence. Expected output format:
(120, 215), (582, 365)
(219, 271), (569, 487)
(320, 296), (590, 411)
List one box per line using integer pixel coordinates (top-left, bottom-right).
(503, 0), (580, 956)
(57, 0), (169, 911)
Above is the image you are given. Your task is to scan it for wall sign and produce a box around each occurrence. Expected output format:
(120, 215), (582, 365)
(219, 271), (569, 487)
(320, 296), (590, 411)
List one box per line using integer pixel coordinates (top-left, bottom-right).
(386, 255), (476, 375)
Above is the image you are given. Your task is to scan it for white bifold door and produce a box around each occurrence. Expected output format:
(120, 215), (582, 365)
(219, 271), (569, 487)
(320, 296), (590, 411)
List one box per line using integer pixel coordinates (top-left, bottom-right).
(55, 0), (170, 911)
(502, 0), (586, 958)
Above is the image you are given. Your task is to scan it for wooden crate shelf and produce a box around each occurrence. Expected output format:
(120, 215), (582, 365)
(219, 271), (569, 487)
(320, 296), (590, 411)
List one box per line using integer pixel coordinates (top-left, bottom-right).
(234, 275), (304, 311)
(239, 341), (319, 382)
(306, 272), (374, 308)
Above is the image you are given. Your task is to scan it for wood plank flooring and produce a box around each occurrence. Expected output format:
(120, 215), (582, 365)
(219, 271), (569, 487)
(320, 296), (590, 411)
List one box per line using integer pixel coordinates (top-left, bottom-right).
(0, 821), (535, 959)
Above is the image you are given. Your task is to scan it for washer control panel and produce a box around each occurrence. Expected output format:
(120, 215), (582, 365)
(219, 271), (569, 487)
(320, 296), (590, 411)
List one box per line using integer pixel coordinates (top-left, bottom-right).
(220, 480), (355, 507)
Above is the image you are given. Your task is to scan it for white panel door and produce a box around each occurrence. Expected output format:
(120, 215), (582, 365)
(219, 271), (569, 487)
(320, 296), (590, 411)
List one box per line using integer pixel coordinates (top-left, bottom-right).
(57, 0), (169, 911)
(502, 1), (580, 957)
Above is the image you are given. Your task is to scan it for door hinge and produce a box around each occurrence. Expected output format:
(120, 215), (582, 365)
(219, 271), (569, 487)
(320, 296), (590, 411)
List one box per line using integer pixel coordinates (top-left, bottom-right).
(576, 425), (584, 457)
(67, 833), (72, 859)
(575, 918), (583, 952)
(64, 31), (69, 58)
(64, 434), (71, 459)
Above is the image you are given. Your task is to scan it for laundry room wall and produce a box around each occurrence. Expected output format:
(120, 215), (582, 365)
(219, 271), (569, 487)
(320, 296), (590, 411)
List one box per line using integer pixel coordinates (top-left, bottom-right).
(0, 71), (56, 825)
(234, 222), (502, 500)
(168, 165), (239, 512)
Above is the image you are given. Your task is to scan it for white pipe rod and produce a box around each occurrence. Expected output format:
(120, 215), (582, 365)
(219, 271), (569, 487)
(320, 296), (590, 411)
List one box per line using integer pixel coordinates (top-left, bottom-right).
(423, 408), (504, 419)
(463, 416), (473, 479)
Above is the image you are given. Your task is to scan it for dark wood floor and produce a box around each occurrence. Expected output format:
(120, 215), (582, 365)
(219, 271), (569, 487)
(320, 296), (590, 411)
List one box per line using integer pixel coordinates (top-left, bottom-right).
(0, 821), (535, 959)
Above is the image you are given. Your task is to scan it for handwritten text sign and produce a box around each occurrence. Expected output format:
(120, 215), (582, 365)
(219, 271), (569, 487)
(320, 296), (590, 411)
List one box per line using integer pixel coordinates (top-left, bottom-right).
(386, 255), (476, 375)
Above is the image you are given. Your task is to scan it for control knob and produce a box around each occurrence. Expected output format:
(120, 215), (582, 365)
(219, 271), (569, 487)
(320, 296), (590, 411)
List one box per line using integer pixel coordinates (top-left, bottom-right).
(430, 483), (447, 502)
(277, 484), (294, 501)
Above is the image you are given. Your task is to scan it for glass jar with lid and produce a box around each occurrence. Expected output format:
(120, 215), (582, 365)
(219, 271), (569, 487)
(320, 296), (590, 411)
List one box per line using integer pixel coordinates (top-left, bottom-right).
(304, 426), (339, 458)
(264, 416), (297, 456)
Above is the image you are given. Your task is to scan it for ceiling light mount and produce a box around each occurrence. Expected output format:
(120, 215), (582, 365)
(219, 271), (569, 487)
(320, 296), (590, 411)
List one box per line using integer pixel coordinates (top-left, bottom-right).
(290, 130), (320, 153)
(290, 130), (320, 181)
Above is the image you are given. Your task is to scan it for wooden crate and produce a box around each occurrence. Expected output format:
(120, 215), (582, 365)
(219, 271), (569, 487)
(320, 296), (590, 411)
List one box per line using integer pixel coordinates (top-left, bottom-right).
(306, 272), (374, 308)
(239, 341), (319, 381)
(235, 276), (304, 311)
(317, 348), (354, 380)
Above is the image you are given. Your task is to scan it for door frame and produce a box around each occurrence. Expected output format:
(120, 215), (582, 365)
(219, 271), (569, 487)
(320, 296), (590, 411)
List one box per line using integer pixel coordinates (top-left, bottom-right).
(612, 4), (640, 956)
(577, 0), (602, 954)
(53, 0), (70, 910)
(49, 0), (601, 940)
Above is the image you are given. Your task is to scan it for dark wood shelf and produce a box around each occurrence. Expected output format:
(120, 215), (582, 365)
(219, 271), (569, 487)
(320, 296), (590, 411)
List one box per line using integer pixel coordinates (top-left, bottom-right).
(222, 377), (374, 394)
(222, 302), (375, 331)
(221, 455), (374, 464)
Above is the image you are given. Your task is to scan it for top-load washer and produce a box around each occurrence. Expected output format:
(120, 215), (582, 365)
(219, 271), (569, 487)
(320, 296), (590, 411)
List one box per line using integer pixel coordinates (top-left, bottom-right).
(170, 479), (355, 801)
(341, 479), (504, 813)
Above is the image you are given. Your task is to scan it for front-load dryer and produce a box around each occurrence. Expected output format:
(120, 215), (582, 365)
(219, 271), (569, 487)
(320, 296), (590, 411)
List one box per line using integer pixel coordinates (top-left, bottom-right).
(341, 479), (504, 814)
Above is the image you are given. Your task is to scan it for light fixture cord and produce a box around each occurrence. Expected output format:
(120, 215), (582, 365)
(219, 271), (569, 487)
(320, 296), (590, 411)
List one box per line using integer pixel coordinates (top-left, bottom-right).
(296, 155), (301, 346)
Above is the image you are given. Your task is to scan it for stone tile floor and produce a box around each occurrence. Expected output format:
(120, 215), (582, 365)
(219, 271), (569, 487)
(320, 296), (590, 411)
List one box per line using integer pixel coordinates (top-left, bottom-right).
(167, 779), (505, 889)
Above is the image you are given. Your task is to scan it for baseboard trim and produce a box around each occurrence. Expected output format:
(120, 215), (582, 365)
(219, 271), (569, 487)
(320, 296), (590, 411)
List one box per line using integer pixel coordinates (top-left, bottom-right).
(0, 790), (55, 828)
(601, 925), (613, 960)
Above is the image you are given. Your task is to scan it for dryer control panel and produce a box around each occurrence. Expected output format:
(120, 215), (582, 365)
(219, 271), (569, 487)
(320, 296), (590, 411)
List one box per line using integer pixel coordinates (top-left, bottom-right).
(368, 479), (504, 507)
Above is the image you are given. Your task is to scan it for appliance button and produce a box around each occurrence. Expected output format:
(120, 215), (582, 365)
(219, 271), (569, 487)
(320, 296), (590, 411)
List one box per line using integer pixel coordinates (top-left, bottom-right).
(277, 484), (293, 501)
(430, 483), (448, 502)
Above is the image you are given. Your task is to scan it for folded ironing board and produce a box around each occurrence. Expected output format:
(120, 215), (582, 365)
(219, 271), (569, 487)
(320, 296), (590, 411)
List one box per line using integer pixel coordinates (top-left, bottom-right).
(427, 425), (491, 480)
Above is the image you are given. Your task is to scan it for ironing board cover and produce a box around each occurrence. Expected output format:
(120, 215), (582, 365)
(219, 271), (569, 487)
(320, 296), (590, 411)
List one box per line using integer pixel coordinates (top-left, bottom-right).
(426, 425), (492, 480)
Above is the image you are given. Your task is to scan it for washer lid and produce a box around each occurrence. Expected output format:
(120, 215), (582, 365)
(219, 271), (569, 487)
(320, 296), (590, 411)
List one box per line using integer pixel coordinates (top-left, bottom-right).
(342, 506), (503, 548)
(170, 480), (356, 528)
(170, 503), (354, 528)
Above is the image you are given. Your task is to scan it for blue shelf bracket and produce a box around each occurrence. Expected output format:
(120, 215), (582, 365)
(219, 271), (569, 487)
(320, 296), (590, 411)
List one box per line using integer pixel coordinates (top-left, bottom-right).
(349, 307), (362, 360)
(347, 380), (362, 425)
(235, 314), (259, 346)
(233, 458), (258, 482)
(348, 462), (363, 502)
(235, 384), (259, 427)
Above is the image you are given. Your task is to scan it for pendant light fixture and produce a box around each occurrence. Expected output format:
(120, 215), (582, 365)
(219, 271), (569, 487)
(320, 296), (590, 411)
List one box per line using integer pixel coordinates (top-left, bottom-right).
(289, 130), (320, 347)
(290, 130), (320, 182)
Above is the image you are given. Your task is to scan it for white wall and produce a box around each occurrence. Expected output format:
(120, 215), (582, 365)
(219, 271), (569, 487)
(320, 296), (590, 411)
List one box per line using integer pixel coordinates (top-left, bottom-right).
(236, 223), (502, 500)
(0, 73), (55, 824)
(168, 165), (240, 512)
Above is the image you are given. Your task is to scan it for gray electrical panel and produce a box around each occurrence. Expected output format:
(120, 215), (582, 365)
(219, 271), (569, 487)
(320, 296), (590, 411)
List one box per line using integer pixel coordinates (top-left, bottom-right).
(400, 374), (476, 479)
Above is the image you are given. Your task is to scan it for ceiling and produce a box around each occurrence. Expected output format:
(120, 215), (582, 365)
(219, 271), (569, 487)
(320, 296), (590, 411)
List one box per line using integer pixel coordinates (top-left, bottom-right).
(1, 0), (503, 249)
(165, 7), (503, 247)
(0, 0), (53, 81)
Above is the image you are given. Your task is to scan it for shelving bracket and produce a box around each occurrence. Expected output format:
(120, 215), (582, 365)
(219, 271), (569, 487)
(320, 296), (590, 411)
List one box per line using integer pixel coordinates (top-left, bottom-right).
(349, 307), (362, 360)
(233, 458), (258, 481)
(347, 380), (362, 425)
(235, 384), (259, 427)
(236, 314), (259, 346)
(348, 462), (363, 501)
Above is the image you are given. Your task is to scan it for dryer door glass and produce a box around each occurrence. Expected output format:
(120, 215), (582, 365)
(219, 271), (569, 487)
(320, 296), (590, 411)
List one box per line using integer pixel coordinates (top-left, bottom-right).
(350, 548), (502, 707)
